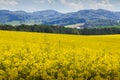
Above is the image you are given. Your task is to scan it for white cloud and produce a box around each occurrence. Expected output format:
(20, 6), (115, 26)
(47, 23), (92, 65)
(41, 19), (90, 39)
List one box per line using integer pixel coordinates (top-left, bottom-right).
(34, 0), (45, 4)
(60, 0), (84, 10)
(84, 0), (115, 10)
(48, 0), (52, 3)
(0, 0), (18, 5)
(34, 0), (53, 4)
(96, 0), (114, 9)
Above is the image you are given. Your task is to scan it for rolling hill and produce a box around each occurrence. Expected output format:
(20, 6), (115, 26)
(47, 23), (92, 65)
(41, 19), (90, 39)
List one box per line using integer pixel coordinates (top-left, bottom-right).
(0, 9), (120, 26)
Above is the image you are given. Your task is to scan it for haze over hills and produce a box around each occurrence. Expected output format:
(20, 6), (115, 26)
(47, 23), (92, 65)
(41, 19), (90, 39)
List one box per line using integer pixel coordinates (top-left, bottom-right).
(0, 9), (120, 27)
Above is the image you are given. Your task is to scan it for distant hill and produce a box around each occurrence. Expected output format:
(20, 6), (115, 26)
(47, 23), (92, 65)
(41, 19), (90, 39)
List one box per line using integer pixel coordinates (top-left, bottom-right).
(0, 9), (120, 27)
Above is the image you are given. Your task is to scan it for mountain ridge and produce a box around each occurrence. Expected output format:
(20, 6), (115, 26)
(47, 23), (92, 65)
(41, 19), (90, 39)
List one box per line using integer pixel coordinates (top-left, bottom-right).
(0, 9), (120, 26)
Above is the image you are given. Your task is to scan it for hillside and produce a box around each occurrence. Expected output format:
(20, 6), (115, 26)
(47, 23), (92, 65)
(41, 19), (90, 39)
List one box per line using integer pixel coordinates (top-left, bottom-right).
(0, 9), (120, 26)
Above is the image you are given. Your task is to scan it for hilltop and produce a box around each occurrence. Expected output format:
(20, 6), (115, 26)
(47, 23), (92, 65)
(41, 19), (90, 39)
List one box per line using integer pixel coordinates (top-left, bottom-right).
(0, 9), (120, 27)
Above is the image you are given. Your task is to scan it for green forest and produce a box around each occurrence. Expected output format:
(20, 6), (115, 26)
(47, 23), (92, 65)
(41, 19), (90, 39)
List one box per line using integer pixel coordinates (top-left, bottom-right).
(0, 24), (120, 35)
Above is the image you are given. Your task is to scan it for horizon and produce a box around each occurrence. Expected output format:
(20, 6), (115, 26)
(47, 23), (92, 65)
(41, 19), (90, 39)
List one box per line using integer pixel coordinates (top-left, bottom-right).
(0, 0), (120, 13)
(0, 8), (120, 13)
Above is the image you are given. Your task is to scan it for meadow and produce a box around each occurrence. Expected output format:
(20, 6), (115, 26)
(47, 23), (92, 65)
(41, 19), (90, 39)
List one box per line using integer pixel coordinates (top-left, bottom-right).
(0, 30), (120, 80)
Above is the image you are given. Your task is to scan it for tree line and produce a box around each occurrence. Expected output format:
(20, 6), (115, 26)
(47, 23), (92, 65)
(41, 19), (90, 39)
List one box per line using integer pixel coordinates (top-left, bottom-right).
(0, 24), (120, 35)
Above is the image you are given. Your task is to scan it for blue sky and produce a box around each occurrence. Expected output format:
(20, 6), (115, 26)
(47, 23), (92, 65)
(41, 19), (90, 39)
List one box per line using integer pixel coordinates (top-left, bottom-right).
(0, 0), (120, 13)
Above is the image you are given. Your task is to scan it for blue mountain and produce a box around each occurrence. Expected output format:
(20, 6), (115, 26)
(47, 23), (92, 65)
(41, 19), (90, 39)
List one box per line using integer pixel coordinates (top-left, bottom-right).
(0, 9), (120, 26)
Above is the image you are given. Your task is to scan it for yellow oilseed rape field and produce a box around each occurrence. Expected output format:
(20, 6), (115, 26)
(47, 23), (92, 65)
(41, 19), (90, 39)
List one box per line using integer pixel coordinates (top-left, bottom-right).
(0, 30), (120, 80)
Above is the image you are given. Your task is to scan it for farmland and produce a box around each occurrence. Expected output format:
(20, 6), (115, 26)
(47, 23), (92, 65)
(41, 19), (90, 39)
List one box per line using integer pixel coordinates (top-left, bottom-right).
(0, 30), (120, 80)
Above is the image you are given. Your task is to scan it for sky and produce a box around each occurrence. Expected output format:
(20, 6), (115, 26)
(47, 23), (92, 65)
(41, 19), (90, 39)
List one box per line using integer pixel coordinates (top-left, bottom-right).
(0, 0), (120, 13)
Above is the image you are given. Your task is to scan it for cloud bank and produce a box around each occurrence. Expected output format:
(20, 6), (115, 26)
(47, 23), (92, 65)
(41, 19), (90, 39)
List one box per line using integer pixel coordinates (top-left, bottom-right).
(0, 0), (18, 5)
(0, 0), (119, 12)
